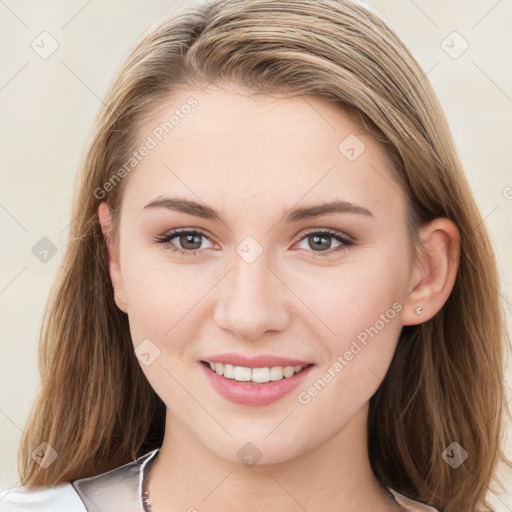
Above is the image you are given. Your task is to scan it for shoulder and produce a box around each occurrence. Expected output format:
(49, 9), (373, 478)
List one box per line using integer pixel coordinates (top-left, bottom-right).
(389, 487), (440, 511)
(0, 482), (86, 511)
(0, 448), (159, 512)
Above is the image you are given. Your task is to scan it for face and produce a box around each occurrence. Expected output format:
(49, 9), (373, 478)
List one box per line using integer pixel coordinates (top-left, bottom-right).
(104, 84), (416, 464)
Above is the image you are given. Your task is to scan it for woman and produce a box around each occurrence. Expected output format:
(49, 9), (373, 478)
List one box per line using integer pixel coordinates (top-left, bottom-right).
(1, 0), (510, 510)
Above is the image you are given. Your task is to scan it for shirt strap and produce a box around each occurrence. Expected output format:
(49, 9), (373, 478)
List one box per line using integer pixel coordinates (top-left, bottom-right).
(71, 449), (159, 512)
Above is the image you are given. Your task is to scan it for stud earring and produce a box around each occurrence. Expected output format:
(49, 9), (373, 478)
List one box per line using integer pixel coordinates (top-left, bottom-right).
(415, 306), (423, 315)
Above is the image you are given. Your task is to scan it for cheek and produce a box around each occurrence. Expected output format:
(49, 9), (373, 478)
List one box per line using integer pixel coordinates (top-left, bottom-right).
(119, 242), (224, 352)
(120, 228), (409, 352)
(118, 240), (189, 337)
(293, 248), (407, 341)
(294, 277), (404, 438)
(293, 248), (406, 395)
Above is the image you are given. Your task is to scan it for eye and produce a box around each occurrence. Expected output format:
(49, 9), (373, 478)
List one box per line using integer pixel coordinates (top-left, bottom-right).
(294, 229), (354, 256)
(153, 228), (215, 256)
(153, 228), (355, 257)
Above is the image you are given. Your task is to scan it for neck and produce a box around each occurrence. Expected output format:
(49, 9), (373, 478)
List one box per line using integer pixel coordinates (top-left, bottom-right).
(147, 403), (397, 512)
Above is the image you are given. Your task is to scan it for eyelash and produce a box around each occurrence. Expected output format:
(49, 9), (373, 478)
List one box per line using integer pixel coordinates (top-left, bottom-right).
(153, 228), (355, 257)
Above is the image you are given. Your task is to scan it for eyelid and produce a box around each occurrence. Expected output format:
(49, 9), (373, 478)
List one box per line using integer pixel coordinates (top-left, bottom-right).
(295, 227), (354, 244)
(291, 228), (355, 256)
(153, 227), (216, 247)
(153, 226), (355, 256)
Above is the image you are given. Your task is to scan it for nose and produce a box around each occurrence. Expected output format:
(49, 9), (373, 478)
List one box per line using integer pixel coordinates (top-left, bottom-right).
(213, 252), (291, 340)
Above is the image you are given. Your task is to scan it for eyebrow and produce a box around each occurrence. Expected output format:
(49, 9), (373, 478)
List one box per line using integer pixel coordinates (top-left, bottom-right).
(143, 196), (374, 222)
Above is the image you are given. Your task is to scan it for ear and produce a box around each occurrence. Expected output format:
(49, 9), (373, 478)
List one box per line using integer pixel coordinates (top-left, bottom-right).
(97, 202), (128, 313)
(402, 218), (460, 325)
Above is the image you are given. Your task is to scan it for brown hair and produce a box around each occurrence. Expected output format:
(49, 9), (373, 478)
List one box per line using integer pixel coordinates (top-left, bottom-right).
(18, 1), (510, 510)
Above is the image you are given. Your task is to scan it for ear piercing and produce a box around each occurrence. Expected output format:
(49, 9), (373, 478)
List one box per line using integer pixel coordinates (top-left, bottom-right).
(415, 306), (423, 315)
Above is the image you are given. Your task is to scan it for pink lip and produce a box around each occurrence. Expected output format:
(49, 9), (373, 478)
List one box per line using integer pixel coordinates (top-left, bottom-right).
(199, 361), (315, 406)
(200, 353), (313, 368)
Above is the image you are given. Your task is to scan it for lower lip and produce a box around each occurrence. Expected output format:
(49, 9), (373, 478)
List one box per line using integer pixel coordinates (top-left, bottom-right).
(199, 362), (315, 406)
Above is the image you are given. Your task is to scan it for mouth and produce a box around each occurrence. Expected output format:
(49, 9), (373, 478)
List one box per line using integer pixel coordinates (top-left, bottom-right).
(199, 360), (316, 406)
(200, 360), (314, 384)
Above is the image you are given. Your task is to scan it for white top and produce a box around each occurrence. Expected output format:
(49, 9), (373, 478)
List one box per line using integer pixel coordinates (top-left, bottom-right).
(0, 482), (85, 511)
(0, 448), (439, 511)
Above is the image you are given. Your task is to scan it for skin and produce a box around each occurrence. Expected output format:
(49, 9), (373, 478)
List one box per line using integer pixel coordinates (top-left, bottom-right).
(98, 84), (460, 512)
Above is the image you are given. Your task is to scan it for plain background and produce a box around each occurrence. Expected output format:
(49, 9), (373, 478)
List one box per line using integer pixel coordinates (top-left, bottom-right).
(0, 0), (511, 509)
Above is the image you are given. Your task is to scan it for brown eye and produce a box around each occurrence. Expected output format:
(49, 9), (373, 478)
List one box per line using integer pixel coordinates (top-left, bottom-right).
(295, 230), (354, 256)
(306, 233), (332, 252)
(177, 233), (203, 251)
(153, 229), (214, 256)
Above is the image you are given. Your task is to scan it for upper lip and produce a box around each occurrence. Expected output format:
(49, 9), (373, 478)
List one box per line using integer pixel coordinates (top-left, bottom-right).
(200, 353), (313, 368)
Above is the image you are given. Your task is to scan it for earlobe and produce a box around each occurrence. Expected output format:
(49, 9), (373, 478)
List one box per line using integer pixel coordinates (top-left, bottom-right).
(97, 202), (128, 314)
(402, 218), (460, 326)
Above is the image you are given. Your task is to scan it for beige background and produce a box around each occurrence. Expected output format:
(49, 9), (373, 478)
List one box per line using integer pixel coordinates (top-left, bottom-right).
(0, 0), (511, 509)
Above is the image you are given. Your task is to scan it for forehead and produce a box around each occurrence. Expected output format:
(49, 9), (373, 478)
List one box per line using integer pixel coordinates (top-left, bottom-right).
(122, 85), (404, 224)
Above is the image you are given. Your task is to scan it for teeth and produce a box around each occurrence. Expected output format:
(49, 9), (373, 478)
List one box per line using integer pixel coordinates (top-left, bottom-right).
(206, 361), (305, 383)
(269, 366), (284, 381)
(224, 364), (235, 379)
(252, 367), (270, 383)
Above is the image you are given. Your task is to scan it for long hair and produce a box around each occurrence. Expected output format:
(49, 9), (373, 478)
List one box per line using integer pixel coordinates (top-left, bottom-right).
(18, 1), (510, 510)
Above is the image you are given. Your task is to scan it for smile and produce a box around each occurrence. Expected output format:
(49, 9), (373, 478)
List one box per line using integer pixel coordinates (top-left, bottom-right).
(199, 360), (315, 406)
(203, 360), (309, 383)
